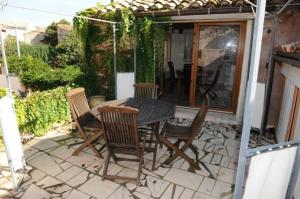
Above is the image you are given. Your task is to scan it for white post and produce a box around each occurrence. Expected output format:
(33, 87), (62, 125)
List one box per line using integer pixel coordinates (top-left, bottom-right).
(113, 23), (117, 99)
(0, 25), (13, 97)
(233, 0), (267, 198)
(0, 26), (20, 189)
(15, 25), (20, 57)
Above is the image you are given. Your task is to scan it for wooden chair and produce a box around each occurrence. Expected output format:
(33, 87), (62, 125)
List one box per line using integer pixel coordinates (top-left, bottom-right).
(98, 106), (146, 185)
(133, 83), (160, 169)
(159, 97), (208, 170)
(134, 83), (159, 99)
(66, 88), (105, 158)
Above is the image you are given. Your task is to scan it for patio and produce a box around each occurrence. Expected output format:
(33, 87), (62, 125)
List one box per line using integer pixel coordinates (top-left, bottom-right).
(0, 109), (276, 199)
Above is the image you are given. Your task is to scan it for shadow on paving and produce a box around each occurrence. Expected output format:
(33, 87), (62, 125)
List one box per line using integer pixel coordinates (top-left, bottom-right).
(0, 119), (276, 199)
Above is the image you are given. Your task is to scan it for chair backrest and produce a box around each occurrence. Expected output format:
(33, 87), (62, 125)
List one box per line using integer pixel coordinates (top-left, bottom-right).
(98, 106), (139, 149)
(190, 96), (208, 137)
(134, 83), (159, 99)
(66, 87), (92, 127)
(168, 61), (176, 80)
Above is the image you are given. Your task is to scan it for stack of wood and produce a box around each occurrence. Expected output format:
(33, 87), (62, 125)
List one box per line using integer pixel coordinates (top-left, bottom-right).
(275, 42), (300, 53)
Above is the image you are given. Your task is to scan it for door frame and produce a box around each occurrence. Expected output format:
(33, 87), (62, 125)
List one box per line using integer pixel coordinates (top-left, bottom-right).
(190, 21), (247, 113)
(286, 88), (300, 141)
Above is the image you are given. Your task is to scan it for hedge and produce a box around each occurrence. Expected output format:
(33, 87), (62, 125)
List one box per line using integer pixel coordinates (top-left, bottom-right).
(0, 86), (71, 137)
(7, 56), (82, 91)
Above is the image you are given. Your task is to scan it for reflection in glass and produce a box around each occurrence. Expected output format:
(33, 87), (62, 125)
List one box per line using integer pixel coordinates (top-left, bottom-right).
(196, 25), (240, 110)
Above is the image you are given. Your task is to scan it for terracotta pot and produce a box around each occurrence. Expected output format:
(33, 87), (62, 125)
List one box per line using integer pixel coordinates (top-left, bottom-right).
(89, 95), (106, 108)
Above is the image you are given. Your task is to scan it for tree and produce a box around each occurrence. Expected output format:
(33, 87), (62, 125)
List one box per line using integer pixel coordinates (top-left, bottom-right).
(50, 31), (83, 67)
(42, 19), (70, 47)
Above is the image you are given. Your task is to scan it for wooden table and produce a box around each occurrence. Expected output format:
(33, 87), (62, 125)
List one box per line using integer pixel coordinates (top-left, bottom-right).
(90, 98), (175, 170)
(90, 98), (176, 127)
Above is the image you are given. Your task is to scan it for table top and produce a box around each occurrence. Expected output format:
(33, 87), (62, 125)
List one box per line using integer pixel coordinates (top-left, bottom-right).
(90, 98), (176, 126)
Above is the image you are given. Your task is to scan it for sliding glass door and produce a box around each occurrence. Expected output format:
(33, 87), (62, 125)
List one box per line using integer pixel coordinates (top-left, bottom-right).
(190, 22), (246, 112)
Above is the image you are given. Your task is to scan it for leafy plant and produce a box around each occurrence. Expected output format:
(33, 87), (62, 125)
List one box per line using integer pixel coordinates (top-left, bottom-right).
(50, 31), (83, 67)
(0, 87), (71, 136)
(42, 19), (70, 47)
(0, 87), (71, 146)
(3, 36), (50, 63)
(15, 86), (71, 136)
(73, 5), (169, 99)
(7, 56), (82, 90)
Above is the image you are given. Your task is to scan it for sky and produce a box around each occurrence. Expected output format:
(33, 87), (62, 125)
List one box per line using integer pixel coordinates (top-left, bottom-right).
(0, 0), (110, 27)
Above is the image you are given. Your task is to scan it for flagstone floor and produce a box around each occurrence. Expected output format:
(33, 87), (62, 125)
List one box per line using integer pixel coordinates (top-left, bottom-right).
(0, 114), (276, 199)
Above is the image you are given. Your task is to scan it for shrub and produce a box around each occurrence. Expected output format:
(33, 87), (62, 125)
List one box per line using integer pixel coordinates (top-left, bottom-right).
(0, 89), (7, 98)
(3, 36), (50, 63)
(50, 32), (83, 67)
(0, 87), (71, 137)
(7, 56), (82, 91)
(15, 86), (71, 136)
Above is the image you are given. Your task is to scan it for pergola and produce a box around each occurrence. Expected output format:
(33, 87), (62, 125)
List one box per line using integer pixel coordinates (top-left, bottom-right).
(1, 1), (300, 198)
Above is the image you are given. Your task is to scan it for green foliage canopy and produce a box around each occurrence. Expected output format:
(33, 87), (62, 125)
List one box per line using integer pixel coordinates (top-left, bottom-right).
(50, 31), (83, 67)
(7, 56), (82, 91)
(3, 36), (50, 63)
(42, 19), (70, 47)
(73, 5), (169, 99)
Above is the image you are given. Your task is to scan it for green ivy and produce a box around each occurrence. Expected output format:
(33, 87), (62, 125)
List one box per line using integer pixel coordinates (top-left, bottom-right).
(0, 87), (71, 137)
(73, 5), (169, 98)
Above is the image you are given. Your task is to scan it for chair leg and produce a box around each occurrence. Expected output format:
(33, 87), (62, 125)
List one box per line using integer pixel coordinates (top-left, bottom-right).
(102, 151), (111, 181)
(152, 139), (158, 171)
(72, 132), (103, 158)
(137, 146), (145, 186)
(161, 137), (200, 170)
(137, 156), (143, 185)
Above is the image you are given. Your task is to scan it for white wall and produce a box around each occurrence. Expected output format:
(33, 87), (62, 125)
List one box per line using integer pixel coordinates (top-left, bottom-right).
(276, 78), (295, 142)
(277, 63), (300, 198)
(170, 33), (185, 74)
(169, 30), (193, 77)
(277, 63), (300, 141)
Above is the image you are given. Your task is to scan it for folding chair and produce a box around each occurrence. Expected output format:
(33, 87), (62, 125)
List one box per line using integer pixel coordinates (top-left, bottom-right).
(66, 88), (105, 158)
(134, 83), (160, 170)
(159, 97), (208, 170)
(133, 83), (159, 99)
(98, 106), (146, 185)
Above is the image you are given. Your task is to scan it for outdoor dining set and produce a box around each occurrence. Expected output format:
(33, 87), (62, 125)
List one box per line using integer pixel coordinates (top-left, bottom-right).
(66, 83), (208, 185)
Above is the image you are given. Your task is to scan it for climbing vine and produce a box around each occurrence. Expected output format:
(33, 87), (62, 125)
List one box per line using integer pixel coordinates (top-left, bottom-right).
(74, 4), (169, 99)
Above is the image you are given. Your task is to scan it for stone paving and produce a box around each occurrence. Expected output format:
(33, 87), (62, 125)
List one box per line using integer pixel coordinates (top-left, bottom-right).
(0, 116), (276, 199)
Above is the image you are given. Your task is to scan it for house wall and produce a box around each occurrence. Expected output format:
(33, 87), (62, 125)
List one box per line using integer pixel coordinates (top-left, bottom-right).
(167, 14), (254, 122)
(277, 63), (300, 141)
(276, 62), (300, 198)
(259, 11), (300, 126)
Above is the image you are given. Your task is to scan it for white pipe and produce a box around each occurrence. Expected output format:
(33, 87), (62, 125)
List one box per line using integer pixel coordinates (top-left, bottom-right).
(0, 26), (18, 189)
(0, 26), (13, 97)
(15, 26), (20, 57)
(233, 0), (267, 198)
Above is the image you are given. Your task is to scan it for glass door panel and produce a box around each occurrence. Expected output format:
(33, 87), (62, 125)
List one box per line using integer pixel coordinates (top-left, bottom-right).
(194, 24), (241, 111)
